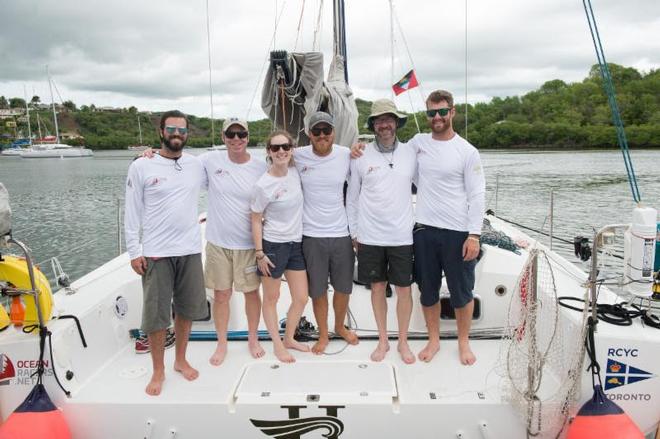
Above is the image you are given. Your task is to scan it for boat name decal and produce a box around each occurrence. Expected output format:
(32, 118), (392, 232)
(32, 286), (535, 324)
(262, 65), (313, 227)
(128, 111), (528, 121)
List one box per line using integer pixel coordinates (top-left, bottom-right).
(250, 405), (345, 439)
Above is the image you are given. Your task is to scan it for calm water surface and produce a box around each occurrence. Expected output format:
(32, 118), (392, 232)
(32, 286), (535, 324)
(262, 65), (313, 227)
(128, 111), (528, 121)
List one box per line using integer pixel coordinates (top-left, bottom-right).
(0, 148), (658, 284)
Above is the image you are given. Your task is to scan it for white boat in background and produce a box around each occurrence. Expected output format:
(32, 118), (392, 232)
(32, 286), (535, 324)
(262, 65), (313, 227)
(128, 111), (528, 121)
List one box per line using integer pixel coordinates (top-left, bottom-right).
(1, 147), (28, 157)
(21, 143), (93, 158)
(206, 144), (227, 151)
(128, 113), (151, 152)
(20, 67), (93, 159)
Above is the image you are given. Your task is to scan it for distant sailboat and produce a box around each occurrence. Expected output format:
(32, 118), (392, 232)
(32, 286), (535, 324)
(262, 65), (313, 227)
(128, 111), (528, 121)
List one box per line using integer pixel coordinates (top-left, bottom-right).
(22, 67), (93, 158)
(128, 113), (150, 151)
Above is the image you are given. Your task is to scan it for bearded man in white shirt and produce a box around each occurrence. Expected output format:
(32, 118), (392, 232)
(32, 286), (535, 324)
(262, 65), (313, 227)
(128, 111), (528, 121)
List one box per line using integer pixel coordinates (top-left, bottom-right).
(412, 90), (485, 366)
(125, 110), (208, 396)
(295, 111), (358, 354)
(347, 100), (417, 364)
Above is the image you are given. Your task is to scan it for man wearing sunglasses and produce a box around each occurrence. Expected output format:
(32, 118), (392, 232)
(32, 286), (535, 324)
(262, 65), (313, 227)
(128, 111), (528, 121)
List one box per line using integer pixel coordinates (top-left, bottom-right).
(293, 111), (358, 354)
(412, 90), (485, 366)
(346, 99), (418, 365)
(125, 110), (208, 396)
(199, 118), (268, 366)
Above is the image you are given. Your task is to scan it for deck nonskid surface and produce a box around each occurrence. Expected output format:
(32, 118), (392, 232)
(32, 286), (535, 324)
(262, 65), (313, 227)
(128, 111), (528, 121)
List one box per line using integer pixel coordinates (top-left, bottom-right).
(70, 338), (508, 407)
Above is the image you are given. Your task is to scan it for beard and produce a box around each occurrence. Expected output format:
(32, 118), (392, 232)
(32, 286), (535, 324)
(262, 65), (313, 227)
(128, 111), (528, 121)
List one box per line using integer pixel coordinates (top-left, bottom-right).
(162, 135), (186, 152)
(431, 119), (451, 136)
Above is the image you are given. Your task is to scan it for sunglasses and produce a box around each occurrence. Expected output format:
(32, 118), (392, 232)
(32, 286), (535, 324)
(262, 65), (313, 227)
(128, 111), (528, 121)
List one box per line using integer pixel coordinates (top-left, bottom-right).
(426, 108), (452, 118)
(269, 143), (292, 152)
(164, 126), (188, 135)
(225, 130), (248, 139)
(310, 126), (333, 136)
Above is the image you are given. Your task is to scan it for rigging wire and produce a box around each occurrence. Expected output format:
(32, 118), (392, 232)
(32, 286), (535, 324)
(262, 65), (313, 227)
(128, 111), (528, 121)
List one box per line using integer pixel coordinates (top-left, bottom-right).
(582, 0), (641, 204)
(205, 0), (215, 144)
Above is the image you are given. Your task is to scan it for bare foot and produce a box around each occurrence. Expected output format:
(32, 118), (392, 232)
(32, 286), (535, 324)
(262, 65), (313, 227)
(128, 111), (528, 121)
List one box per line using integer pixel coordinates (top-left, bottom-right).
(370, 341), (390, 362)
(248, 339), (266, 359)
(418, 341), (440, 363)
(209, 343), (227, 366)
(398, 342), (416, 364)
(145, 369), (165, 396)
(335, 326), (359, 345)
(284, 339), (311, 353)
(274, 345), (296, 363)
(174, 360), (199, 381)
(458, 341), (476, 365)
(312, 337), (329, 355)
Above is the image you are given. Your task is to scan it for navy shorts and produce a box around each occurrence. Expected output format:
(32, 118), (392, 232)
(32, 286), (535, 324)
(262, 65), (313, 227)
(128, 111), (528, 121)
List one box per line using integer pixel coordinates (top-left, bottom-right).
(259, 239), (306, 279)
(413, 225), (476, 308)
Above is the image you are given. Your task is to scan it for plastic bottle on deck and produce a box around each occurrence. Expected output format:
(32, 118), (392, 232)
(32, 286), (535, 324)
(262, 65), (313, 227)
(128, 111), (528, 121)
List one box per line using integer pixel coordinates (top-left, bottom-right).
(623, 206), (657, 283)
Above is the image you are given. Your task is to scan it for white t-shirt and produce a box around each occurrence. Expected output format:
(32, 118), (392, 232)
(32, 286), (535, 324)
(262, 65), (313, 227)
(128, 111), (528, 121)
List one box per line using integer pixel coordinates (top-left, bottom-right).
(200, 151), (267, 249)
(410, 133), (486, 235)
(346, 142), (416, 246)
(251, 168), (304, 243)
(294, 144), (351, 237)
(124, 153), (206, 259)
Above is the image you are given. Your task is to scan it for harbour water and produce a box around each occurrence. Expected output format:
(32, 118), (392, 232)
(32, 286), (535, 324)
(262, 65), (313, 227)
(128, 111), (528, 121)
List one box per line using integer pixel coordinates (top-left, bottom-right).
(0, 148), (658, 284)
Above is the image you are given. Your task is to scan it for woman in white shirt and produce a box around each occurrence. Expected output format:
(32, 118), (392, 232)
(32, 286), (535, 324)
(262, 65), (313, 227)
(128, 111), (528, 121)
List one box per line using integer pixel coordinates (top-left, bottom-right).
(251, 131), (310, 363)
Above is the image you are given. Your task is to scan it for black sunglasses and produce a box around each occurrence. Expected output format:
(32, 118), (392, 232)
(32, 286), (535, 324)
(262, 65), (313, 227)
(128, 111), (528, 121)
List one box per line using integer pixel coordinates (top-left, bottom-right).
(269, 143), (292, 152)
(426, 108), (452, 118)
(310, 126), (333, 136)
(225, 131), (248, 139)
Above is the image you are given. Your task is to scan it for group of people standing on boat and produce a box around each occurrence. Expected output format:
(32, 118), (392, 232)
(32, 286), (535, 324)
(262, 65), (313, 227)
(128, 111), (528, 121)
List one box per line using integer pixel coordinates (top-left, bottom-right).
(124, 89), (485, 396)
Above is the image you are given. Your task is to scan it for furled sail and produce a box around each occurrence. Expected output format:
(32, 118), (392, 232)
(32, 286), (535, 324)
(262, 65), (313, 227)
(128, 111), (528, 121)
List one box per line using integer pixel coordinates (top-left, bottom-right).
(261, 51), (358, 148)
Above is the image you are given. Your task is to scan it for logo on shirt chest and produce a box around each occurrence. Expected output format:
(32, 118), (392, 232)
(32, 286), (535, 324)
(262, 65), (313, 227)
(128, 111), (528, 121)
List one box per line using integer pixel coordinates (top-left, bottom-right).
(214, 168), (230, 177)
(274, 188), (288, 199)
(147, 176), (168, 187)
(300, 165), (313, 174)
(366, 166), (382, 175)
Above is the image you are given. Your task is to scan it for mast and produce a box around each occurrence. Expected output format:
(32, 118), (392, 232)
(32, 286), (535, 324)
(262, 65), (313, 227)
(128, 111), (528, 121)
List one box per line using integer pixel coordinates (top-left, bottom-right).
(205, 0), (216, 145)
(137, 114), (143, 145)
(332, 0), (349, 83)
(23, 85), (32, 146)
(46, 65), (60, 143)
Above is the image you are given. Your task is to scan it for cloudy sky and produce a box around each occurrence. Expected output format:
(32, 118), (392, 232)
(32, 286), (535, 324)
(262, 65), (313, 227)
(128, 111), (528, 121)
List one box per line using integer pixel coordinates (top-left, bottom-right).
(1, 0), (658, 120)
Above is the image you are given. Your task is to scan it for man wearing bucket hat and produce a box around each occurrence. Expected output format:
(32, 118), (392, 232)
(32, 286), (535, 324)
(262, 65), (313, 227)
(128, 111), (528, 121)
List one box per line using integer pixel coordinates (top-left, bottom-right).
(293, 111), (358, 354)
(411, 90), (485, 366)
(346, 99), (417, 364)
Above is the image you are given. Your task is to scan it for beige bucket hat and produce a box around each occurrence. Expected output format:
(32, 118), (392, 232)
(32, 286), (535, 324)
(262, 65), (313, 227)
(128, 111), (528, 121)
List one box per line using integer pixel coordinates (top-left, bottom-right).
(367, 99), (407, 130)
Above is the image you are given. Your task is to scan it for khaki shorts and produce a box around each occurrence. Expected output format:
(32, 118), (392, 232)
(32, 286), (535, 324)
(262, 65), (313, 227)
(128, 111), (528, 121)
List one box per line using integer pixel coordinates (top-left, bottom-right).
(204, 242), (260, 292)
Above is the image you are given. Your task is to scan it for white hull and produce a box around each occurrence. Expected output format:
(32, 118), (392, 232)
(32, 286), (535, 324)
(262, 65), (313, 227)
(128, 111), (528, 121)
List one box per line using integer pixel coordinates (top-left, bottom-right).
(21, 145), (93, 158)
(0, 149), (27, 157)
(0, 215), (658, 438)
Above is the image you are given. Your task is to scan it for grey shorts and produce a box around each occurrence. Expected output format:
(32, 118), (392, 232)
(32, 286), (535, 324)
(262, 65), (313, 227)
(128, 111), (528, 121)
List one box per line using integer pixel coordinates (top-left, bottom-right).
(302, 236), (355, 298)
(141, 254), (208, 334)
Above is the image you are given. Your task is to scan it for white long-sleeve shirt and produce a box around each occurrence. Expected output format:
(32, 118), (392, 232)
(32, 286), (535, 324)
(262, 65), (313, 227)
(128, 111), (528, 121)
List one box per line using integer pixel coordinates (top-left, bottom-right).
(294, 144), (351, 237)
(410, 133), (486, 235)
(200, 151), (267, 249)
(124, 154), (206, 259)
(346, 142), (416, 246)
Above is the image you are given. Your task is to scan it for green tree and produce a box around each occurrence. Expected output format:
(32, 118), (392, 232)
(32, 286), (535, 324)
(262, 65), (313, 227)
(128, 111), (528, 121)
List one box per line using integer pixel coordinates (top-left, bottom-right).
(9, 98), (26, 108)
(0, 96), (8, 109)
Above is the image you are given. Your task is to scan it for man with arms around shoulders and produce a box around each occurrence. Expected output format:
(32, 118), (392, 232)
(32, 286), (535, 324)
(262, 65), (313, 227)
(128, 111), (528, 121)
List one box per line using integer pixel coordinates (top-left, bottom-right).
(200, 118), (267, 365)
(125, 110), (208, 396)
(412, 90), (485, 365)
(294, 111), (358, 354)
(346, 99), (417, 364)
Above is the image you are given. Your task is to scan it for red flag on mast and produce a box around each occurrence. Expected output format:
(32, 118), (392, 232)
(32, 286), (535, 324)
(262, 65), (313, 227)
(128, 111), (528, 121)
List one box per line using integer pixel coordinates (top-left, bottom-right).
(392, 69), (419, 96)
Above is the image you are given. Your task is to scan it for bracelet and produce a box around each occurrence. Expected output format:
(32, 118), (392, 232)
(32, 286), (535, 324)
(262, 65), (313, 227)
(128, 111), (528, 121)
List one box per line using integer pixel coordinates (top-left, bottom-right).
(255, 249), (263, 252)
(467, 236), (480, 242)
(256, 253), (265, 261)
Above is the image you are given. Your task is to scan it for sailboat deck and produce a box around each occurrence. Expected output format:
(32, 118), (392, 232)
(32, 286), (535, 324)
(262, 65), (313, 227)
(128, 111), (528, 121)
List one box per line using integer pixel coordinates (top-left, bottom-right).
(70, 338), (507, 407)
